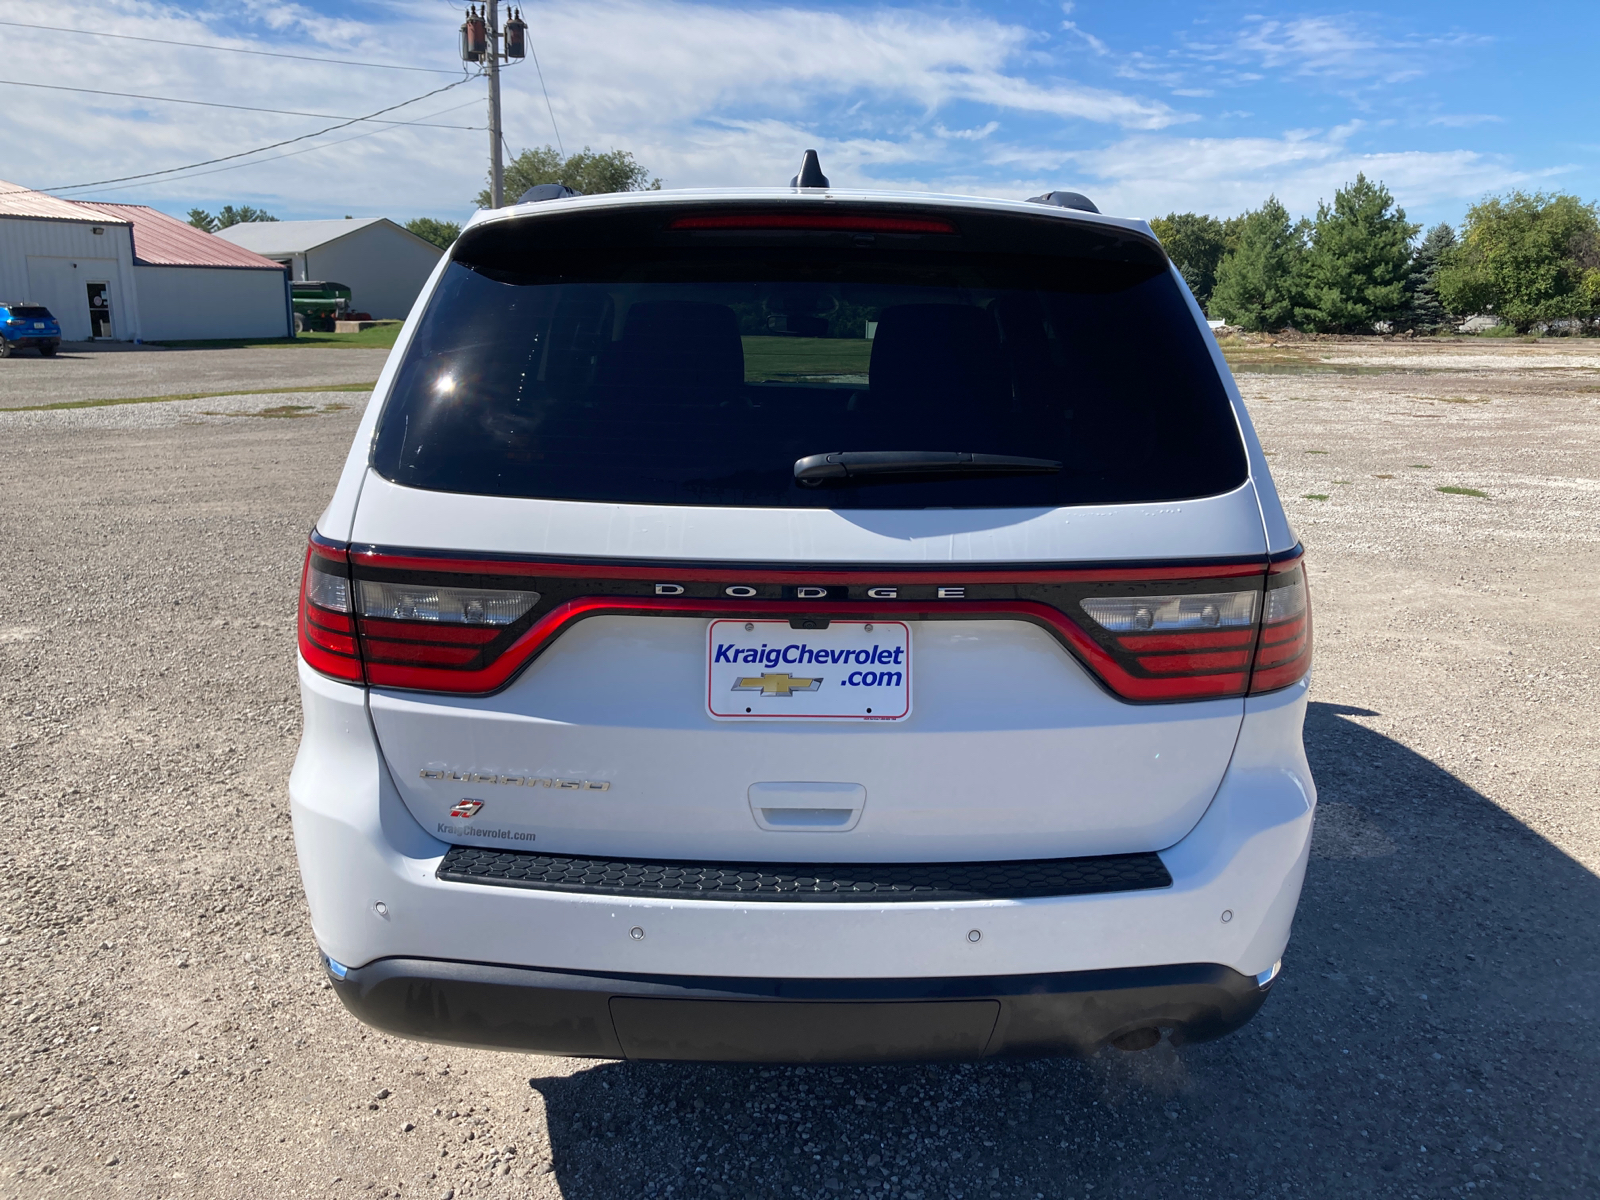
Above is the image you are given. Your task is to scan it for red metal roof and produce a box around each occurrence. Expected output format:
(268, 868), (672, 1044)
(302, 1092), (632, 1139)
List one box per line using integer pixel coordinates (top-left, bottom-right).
(0, 178), (125, 223)
(90, 203), (287, 270)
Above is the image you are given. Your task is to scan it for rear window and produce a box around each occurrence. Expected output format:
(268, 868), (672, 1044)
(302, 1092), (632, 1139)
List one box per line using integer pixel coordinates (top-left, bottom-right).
(6, 306), (53, 319)
(371, 205), (1246, 509)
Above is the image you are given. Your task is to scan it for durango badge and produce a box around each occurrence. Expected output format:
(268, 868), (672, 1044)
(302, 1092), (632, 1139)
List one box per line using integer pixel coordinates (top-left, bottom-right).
(449, 800), (484, 819)
(420, 769), (611, 791)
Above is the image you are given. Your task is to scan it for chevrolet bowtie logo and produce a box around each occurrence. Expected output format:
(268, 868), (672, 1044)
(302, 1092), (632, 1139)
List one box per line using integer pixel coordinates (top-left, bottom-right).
(731, 672), (823, 697)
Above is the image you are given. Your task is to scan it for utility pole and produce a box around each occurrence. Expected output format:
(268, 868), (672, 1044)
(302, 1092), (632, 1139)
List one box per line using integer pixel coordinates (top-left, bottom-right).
(485, 0), (504, 208)
(460, 6), (525, 208)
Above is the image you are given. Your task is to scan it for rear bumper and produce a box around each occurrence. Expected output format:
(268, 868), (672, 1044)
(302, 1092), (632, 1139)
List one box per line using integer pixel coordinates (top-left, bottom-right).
(325, 954), (1273, 1062)
(3, 335), (59, 348)
(291, 659), (1315, 1046)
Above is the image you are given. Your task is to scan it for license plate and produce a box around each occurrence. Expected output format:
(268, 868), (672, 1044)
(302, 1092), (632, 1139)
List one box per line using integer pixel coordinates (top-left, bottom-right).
(707, 619), (911, 721)
(33, 323), (44, 329)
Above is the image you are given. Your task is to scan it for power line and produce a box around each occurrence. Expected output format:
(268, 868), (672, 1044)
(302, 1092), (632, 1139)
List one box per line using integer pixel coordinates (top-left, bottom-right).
(82, 98), (488, 195)
(527, 35), (563, 158)
(0, 77), (478, 129)
(0, 18), (461, 74)
(1, 74), (479, 195)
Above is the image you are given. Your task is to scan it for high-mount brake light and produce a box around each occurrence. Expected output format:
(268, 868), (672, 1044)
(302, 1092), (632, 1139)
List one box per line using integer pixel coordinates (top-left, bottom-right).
(667, 213), (957, 234)
(297, 539), (363, 683)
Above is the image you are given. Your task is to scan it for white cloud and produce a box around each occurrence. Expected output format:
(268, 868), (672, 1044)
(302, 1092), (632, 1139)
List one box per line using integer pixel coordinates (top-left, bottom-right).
(515, 0), (1184, 142)
(0, 0), (1543, 233)
(1060, 20), (1109, 56)
(934, 122), (1001, 141)
(1045, 128), (1529, 218)
(0, 0), (1187, 218)
(1187, 15), (1488, 87)
(1428, 114), (1504, 128)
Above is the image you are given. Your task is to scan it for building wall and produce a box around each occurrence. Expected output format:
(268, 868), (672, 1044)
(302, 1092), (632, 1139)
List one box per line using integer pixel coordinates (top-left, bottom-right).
(1, 217), (141, 340)
(133, 265), (290, 341)
(303, 223), (441, 319)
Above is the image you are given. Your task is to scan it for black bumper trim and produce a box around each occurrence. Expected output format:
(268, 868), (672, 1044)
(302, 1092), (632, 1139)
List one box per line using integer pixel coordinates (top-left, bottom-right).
(435, 845), (1172, 902)
(326, 956), (1271, 1062)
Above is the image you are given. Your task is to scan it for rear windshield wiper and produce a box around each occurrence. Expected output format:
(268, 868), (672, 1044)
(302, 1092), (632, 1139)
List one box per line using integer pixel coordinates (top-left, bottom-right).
(794, 451), (1062, 484)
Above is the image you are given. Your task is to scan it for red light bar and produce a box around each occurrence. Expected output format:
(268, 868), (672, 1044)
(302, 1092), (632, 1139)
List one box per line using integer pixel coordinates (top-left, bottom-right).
(668, 213), (957, 234)
(350, 547), (1264, 585)
(300, 543), (1313, 704)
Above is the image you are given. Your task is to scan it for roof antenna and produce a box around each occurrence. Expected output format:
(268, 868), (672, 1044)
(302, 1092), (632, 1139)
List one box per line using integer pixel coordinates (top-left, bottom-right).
(1026, 190), (1099, 214)
(790, 149), (829, 189)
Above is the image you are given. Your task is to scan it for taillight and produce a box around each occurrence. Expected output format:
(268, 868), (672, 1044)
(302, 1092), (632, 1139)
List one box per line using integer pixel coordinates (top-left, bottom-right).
(1076, 586), (1261, 700)
(355, 580), (541, 687)
(1070, 552), (1312, 700)
(297, 537), (363, 683)
(1248, 557), (1312, 694)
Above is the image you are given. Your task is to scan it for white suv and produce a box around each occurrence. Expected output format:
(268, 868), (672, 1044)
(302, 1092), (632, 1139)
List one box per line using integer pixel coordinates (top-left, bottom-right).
(291, 172), (1314, 1063)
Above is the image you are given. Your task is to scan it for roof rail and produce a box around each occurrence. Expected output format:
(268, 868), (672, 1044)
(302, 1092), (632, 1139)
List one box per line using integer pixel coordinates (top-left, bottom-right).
(1026, 190), (1100, 214)
(517, 183), (583, 204)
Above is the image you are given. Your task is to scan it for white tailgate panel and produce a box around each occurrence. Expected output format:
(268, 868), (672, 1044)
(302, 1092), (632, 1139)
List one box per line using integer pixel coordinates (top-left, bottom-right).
(350, 472), (1266, 564)
(369, 617), (1243, 862)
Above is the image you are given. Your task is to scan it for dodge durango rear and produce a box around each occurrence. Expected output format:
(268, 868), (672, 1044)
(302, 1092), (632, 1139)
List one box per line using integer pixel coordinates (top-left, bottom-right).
(289, 168), (1315, 1063)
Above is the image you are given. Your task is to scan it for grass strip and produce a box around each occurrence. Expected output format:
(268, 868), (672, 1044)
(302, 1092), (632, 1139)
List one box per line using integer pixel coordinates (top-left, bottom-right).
(1437, 485), (1489, 498)
(742, 336), (872, 380)
(5, 382), (375, 413)
(149, 324), (402, 349)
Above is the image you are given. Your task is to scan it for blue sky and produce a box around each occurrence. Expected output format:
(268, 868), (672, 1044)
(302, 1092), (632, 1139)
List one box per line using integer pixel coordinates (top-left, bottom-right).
(0, 0), (1593, 231)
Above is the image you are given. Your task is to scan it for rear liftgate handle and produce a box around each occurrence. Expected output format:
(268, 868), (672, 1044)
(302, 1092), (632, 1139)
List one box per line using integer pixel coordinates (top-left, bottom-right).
(748, 782), (866, 832)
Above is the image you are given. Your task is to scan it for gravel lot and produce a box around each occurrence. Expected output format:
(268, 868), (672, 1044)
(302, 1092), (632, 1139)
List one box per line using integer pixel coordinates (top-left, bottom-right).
(0, 343), (388, 410)
(1, 339), (1597, 1199)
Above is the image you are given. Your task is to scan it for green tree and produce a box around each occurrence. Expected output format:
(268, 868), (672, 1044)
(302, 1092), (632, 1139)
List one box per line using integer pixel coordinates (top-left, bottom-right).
(188, 205), (277, 231)
(217, 205), (276, 229)
(1148, 212), (1229, 310)
(1209, 197), (1305, 331)
(1220, 213), (1246, 255)
(1399, 223), (1457, 332)
(1435, 191), (1600, 333)
(481, 145), (661, 208)
(1294, 174), (1418, 333)
(405, 217), (462, 250)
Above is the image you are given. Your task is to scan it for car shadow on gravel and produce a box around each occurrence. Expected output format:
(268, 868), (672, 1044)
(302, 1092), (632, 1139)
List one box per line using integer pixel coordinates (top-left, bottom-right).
(528, 701), (1600, 1200)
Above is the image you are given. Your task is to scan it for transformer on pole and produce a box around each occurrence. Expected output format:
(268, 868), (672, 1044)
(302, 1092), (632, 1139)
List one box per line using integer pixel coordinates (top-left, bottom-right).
(461, 4), (526, 208)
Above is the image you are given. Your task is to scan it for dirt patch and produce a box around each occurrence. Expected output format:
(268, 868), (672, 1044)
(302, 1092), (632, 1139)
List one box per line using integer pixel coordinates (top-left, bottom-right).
(1, 339), (1596, 1198)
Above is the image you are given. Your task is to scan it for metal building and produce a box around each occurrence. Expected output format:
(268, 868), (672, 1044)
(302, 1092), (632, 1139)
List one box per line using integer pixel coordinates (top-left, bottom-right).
(0, 183), (139, 342)
(215, 218), (443, 320)
(95, 204), (292, 341)
(0, 180), (291, 341)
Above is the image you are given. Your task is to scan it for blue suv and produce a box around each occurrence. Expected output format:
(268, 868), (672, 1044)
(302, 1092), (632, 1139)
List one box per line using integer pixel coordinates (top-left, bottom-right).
(0, 303), (62, 357)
